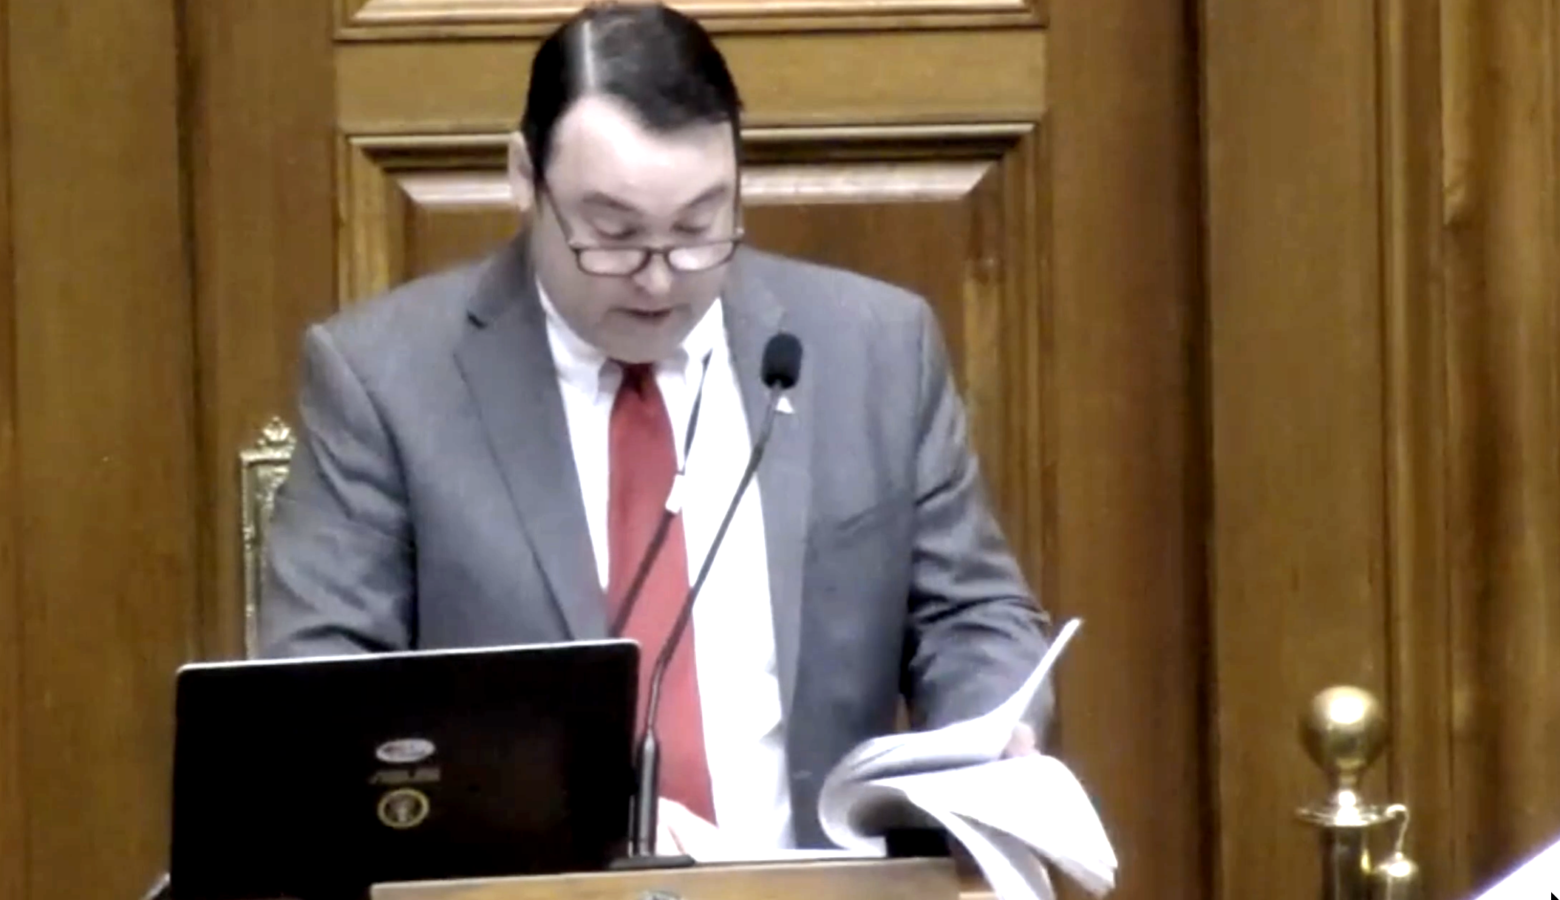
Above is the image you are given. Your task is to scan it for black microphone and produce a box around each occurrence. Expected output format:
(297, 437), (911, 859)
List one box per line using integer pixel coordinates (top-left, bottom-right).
(622, 332), (803, 862)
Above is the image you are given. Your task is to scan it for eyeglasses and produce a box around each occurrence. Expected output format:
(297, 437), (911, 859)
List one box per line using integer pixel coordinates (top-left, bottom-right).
(540, 184), (744, 277)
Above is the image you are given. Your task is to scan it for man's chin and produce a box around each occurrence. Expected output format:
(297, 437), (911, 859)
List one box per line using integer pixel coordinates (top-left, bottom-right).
(600, 316), (692, 362)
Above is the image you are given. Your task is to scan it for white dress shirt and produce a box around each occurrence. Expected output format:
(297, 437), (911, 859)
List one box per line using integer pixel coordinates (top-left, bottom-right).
(538, 286), (796, 850)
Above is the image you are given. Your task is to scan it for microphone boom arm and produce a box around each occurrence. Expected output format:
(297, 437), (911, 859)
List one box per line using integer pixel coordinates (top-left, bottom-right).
(628, 385), (785, 860)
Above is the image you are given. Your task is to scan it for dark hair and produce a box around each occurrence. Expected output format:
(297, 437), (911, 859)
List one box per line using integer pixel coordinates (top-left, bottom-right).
(520, 2), (744, 183)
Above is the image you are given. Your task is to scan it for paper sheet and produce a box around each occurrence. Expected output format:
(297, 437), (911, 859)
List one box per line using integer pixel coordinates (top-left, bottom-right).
(820, 619), (1083, 792)
(884, 757), (1117, 896)
(814, 618), (1117, 900)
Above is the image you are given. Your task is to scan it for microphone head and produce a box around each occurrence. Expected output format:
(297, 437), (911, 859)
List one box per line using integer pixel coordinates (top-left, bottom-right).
(761, 332), (803, 389)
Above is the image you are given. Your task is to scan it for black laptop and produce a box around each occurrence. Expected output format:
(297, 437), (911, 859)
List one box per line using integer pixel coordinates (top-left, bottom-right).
(168, 639), (639, 900)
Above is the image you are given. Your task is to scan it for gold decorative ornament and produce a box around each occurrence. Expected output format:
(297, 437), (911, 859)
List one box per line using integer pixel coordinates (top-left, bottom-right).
(239, 416), (298, 657)
(1296, 686), (1420, 900)
(377, 787), (431, 830)
(1367, 805), (1420, 900)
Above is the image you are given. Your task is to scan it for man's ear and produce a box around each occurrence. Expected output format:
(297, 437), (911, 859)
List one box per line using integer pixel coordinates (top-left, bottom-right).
(507, 132), (536, 212)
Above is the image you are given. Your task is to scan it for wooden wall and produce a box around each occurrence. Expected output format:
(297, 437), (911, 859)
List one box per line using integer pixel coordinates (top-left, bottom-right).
(1203, 0), (1560, 896)
(0, 0), (201, 898)
(0, 2), (1555, 900)
(1438, 0), (1560, 881)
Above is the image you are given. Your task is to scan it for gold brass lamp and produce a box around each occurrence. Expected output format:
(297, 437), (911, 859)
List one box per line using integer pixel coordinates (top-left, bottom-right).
(1296, 686), (1420, 900)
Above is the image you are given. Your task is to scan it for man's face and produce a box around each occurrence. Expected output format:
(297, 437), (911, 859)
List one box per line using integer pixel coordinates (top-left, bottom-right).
(524, 94), (740, 363)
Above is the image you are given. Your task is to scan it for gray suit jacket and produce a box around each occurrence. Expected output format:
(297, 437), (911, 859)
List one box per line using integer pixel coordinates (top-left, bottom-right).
(259, 234), (1053, 847)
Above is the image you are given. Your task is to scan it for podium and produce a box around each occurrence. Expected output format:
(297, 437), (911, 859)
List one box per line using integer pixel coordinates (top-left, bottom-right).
(370, 857), (990, 900)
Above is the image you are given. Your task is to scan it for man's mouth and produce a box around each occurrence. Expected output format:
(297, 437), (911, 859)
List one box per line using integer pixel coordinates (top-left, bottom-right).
(623, 308), (674, 323)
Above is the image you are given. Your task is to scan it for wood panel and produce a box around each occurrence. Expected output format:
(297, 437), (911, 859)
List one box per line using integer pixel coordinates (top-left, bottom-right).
(1047, 1), (1206, 899)
(337, 135), (512, 301)
(185, 0), (339, 661)
(1203, 0), (1560, 898)
(734, 125), (1046, 549)
(1442, 0), (1560, 886)
(333, 0), (1044, 38)
(1201, 1), (1392, 899)
(336, 122), (1049, 577)
(336, 124), (1047, 554)
(1378, 0), (1459, 895)
(335, 30), (1046, 134)
(0, 0), (22, 897)
(8, 0), (199, 898)
(371, 857), (961, 900)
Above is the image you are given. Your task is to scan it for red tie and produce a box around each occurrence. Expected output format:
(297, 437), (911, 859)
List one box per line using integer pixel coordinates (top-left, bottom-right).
(607, 363), (717, 824)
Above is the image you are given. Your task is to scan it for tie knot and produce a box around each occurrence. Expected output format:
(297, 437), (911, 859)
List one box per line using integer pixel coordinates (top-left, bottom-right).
(617, 362), (655, 395)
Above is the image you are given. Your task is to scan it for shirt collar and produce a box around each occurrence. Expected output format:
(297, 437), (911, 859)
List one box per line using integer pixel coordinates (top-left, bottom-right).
(537, 280), (726, 401)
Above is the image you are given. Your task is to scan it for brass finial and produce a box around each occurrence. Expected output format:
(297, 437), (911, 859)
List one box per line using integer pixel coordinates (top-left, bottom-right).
(1295, 686), (1420, 900)
(1297, 686), (1390, 829)
(1301, 686), (1387, 785)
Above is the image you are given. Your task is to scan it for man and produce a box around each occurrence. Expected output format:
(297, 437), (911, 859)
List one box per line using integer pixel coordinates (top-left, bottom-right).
(259, 0), (1053, 857)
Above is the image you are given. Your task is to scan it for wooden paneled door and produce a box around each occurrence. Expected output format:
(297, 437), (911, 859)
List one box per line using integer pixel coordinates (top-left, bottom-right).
(7, 1), (1559, 900)
(180, 4), (1201, 900)
(180, 2), (1204, 900)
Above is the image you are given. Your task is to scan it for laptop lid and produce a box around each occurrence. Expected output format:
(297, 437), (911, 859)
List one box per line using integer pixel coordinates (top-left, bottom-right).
(168, 639), (638, 900)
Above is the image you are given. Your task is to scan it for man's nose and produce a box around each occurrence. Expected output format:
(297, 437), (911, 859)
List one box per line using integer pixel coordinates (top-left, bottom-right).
(632, 254), (675, 297)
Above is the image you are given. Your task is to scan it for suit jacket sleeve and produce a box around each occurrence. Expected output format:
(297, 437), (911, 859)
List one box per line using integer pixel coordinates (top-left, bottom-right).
(258, 323), (415, 657)
(899, 300), (1055, 737)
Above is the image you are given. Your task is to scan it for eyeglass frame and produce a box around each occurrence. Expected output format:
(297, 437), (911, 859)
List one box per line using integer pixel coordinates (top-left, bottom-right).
(536, 180), (746, 277)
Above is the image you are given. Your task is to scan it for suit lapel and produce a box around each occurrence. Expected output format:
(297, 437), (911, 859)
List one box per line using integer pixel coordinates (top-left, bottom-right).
(454, 238), (607, 641)
(724, 252), (811, 720)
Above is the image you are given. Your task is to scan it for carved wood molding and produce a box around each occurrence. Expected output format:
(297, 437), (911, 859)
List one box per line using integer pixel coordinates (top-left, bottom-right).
(334, 31), (1047, 134)
(337, 135), (509, 303)
(1380, 0), (1560, 894)
(1375, 0), (1457, 895)
(336, 0), (1042, 38)
(1435, 0), (1560, 887)
(337, 123), (1036, 300)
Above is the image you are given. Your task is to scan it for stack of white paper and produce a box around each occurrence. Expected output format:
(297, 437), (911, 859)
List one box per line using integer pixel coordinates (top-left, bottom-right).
(815, 618), (1117, 900)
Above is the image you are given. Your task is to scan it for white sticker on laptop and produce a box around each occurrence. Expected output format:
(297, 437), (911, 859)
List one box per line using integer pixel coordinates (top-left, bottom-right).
(375, 738), (436, 765)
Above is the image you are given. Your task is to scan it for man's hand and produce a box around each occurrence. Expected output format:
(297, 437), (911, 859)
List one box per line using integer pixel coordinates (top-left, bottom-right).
(1002, 722), (1039, 758)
